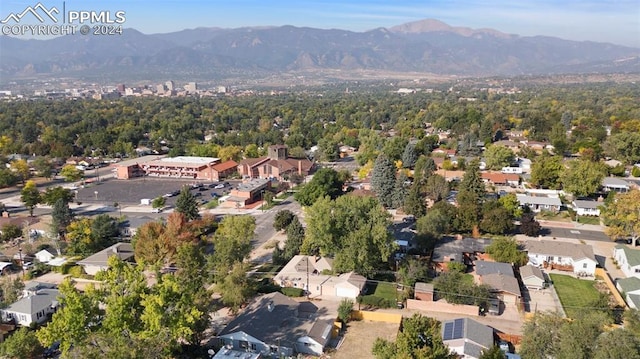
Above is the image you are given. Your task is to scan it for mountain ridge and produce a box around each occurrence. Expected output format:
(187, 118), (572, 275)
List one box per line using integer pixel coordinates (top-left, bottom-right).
(1, 19), (638, 82)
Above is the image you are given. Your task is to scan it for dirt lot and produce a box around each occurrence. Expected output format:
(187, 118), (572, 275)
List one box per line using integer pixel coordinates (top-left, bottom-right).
(330, 320), (399, 359)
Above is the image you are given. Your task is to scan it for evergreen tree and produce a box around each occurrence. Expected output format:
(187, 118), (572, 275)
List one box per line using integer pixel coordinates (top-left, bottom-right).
(401, 143), (417, 169)
(175, 186), (200, 220)
(51, 198), (73, 237)
(413, 155), (436, 184)
(283, 216), (305, 262)
(455, 159), (485, 232)
(403, 183), (426, 217)
(371, 153), (397, 208)
(392, 172), (409, 209)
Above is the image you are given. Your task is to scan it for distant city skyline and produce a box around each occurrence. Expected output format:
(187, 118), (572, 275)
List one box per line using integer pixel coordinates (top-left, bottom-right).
(1, 0), (638, 47)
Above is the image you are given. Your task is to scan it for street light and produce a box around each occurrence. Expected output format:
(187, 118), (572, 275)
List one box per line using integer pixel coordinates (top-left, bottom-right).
(94, 191), (98, 200)
(18, 246), (24, 278)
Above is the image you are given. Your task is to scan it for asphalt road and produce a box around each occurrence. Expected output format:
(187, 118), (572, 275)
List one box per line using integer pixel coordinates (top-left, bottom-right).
(252, 197), (302, 247)
(541, 226), (610, 242)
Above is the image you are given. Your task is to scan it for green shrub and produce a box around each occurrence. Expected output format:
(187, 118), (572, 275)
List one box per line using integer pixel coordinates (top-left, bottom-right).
(358, 295), (395, 308)
(68, 265), (86, 278)
(280, 287), (304, 297)
(256, 279), (281, 294)
(633, 166), (640, 178)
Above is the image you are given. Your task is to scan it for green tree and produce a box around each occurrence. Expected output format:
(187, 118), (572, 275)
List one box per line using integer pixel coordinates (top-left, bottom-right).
(520, 311), (565, 359)
(371, 153), (397, 208)
(37, 279), (101, 355)
(10, 159), (30, 185)
(530, 154), (563, 189)
(337, 298), (354, 323)
(594, 328), (640, 359)
(133, 213), (199, 268)
(401, 143), (417, 168)
(480, 346), (508, 359)
(175, 186), (200, 220)
(392, 171), (409, 209)
(294, 168), (343, 206)
(66, 215), (118, 255)
(65, 331), (172, 359)
(283, 216), (305, 262)
(215, 262), (255, 314)
(555, 311), (611, 359)
(0, 168), (18, 188)
(417, 208), (452, 239)
(20, 180), (40, 216)
(602, 189), (640, 244)
(151, 196), (166, 209)
(485, 237), (527, 265)
(51, 198), (73, 237)
(373, 314), (456, 359)
(498, 193), (523, 218)
(273, 209), (295, 231)
(41, 186), (74, 206)
(32, 157), (53, 179)
(604, 132), (640, 165)
(480, 201), (514, 235)
(484, 145), (515, 170)
(396, 258), (429, 287)
(0, 223), (22, 243)
(302, 195), (395, 275)
(549, 122), (569, 156)
(60, 164), (84, 182)
(424, 174), (449, 202)
(413, 155), (436, 184)
(211, 215), (255, 281)
(433, 271), (491, 306)
(403, 183), (426, 217)
(455, 159), (485, 232)
(382, 137), (408, 162)
(0, 276), (24, 307)
(561, 159), (607, 197)
(0, 327), (43, 359)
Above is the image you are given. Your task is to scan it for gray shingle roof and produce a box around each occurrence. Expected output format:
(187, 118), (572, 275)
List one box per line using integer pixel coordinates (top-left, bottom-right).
(525, 240), (595, 262)
(481, 273), (521, 296)
(573, 200), (601, 209)
(77, 242), (134, 267)
(516, 194), (562, 207)
(442, 317), (493, 354)
(602, 177), (629, 188)
(618, 277), (640, 294)
(520, 265), (544, 281)
(3, 289), (60, 316)
(475, 261), (514, 276)
(432, 237), (492, 263)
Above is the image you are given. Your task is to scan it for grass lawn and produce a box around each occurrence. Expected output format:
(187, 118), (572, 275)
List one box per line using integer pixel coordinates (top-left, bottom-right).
(577, 216), (600, 225)
(373, 281), (398, 301)
(550, 274), (602, 318)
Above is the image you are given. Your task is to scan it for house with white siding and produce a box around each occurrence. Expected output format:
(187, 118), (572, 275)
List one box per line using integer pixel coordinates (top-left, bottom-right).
(572, 200), (602, 217)
(525, 240), (597, 276)
(613, 245), (640, 279)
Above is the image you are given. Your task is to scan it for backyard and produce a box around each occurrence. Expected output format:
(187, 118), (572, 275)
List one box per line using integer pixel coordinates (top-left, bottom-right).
(549, 273), (603, 318)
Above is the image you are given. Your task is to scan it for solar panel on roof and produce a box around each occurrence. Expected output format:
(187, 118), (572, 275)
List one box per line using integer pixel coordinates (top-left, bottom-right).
(453, 318), (465, 339)
(443, 322), (454, 341)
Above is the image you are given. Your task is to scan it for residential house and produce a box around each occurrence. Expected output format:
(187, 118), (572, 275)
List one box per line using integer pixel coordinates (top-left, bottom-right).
(432, 147), (457, 157)
(273, 255), (366, 299)
(616, 277), (640, 309)
(432, 237), (492, 269)
(517, 157), (532, 173)
(414, 282), (434, 301)
(212, 348), (261, 359)
(525, 240), (597, 276)
(516, 194), (562, 213)
(474, 261), (521, 306)
(34, 248), (57, 263)
(572, 200), (602, 217)
(492, 140), (520, 153)
(77, 242), (135, 276)
(521, 140), (552, 153)
(119, 216), (155, 237)
(216, 292), (335, 357)
(481, 172), (520, 187)
(519, 265), (545, 290)
(602, 177), (630, 193)
(441, 318), (494, 359)
(613, 245), (640, 279)
(0, 283), (60, 326)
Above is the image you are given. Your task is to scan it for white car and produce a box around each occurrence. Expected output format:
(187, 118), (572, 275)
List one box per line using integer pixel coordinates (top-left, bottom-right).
(214, 184), (224, 189)
(152, 207), (163, 213)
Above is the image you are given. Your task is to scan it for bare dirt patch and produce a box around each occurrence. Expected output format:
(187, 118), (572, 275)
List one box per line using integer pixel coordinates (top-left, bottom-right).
(330, 320), (399, 359)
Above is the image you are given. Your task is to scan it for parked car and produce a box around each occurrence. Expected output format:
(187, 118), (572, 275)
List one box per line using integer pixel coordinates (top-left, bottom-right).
(194, 192), (202, 197)
(214, 184), (224, 189)
(208, 182), (219, 188)
(152, 207), (163, 213)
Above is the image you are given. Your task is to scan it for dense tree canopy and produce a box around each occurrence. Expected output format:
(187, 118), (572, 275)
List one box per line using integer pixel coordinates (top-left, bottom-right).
(294, 167), (344, 206)
(602, 190), (640, 243)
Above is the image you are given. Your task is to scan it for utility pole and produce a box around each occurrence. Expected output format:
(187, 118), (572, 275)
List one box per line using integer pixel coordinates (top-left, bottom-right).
(306, 256), (310, 299)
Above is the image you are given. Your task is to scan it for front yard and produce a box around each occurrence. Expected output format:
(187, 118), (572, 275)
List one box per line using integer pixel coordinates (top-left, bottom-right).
(549, 274), (603, 318)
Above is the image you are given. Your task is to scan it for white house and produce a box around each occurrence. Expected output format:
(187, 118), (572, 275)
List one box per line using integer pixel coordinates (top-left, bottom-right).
(0, 283), (60, 326)
(442, 318), (494, 359)
(516, 194), (562, 213)
(34, 248), (57, 263)
(572, 200), (602, 217)
(274, 255), (366, 299)
(216, 292), (334, 357)
(526, 240), (597, 276)
(602, 177), (630, 193)
(613, 245), (640, 279)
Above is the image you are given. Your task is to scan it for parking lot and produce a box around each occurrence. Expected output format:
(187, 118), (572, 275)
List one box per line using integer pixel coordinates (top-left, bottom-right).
(74, 177), (236, 206)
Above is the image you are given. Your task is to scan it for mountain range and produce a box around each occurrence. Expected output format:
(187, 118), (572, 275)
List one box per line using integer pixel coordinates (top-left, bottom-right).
(1, 19), (638, 82)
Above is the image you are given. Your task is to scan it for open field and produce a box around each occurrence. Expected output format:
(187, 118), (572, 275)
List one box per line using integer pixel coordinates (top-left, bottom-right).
(330, 320), (399, 359)
(550, 274), (602, 318)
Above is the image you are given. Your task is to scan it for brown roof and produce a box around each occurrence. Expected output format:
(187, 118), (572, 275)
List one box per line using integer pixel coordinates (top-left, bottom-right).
(239, 157), (269, 168)
(211, 160), (238, 172)
(481, 172), (519, 184)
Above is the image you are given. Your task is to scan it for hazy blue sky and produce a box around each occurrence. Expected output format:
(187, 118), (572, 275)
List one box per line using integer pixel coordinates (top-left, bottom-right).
(2, 0), (639, 47)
